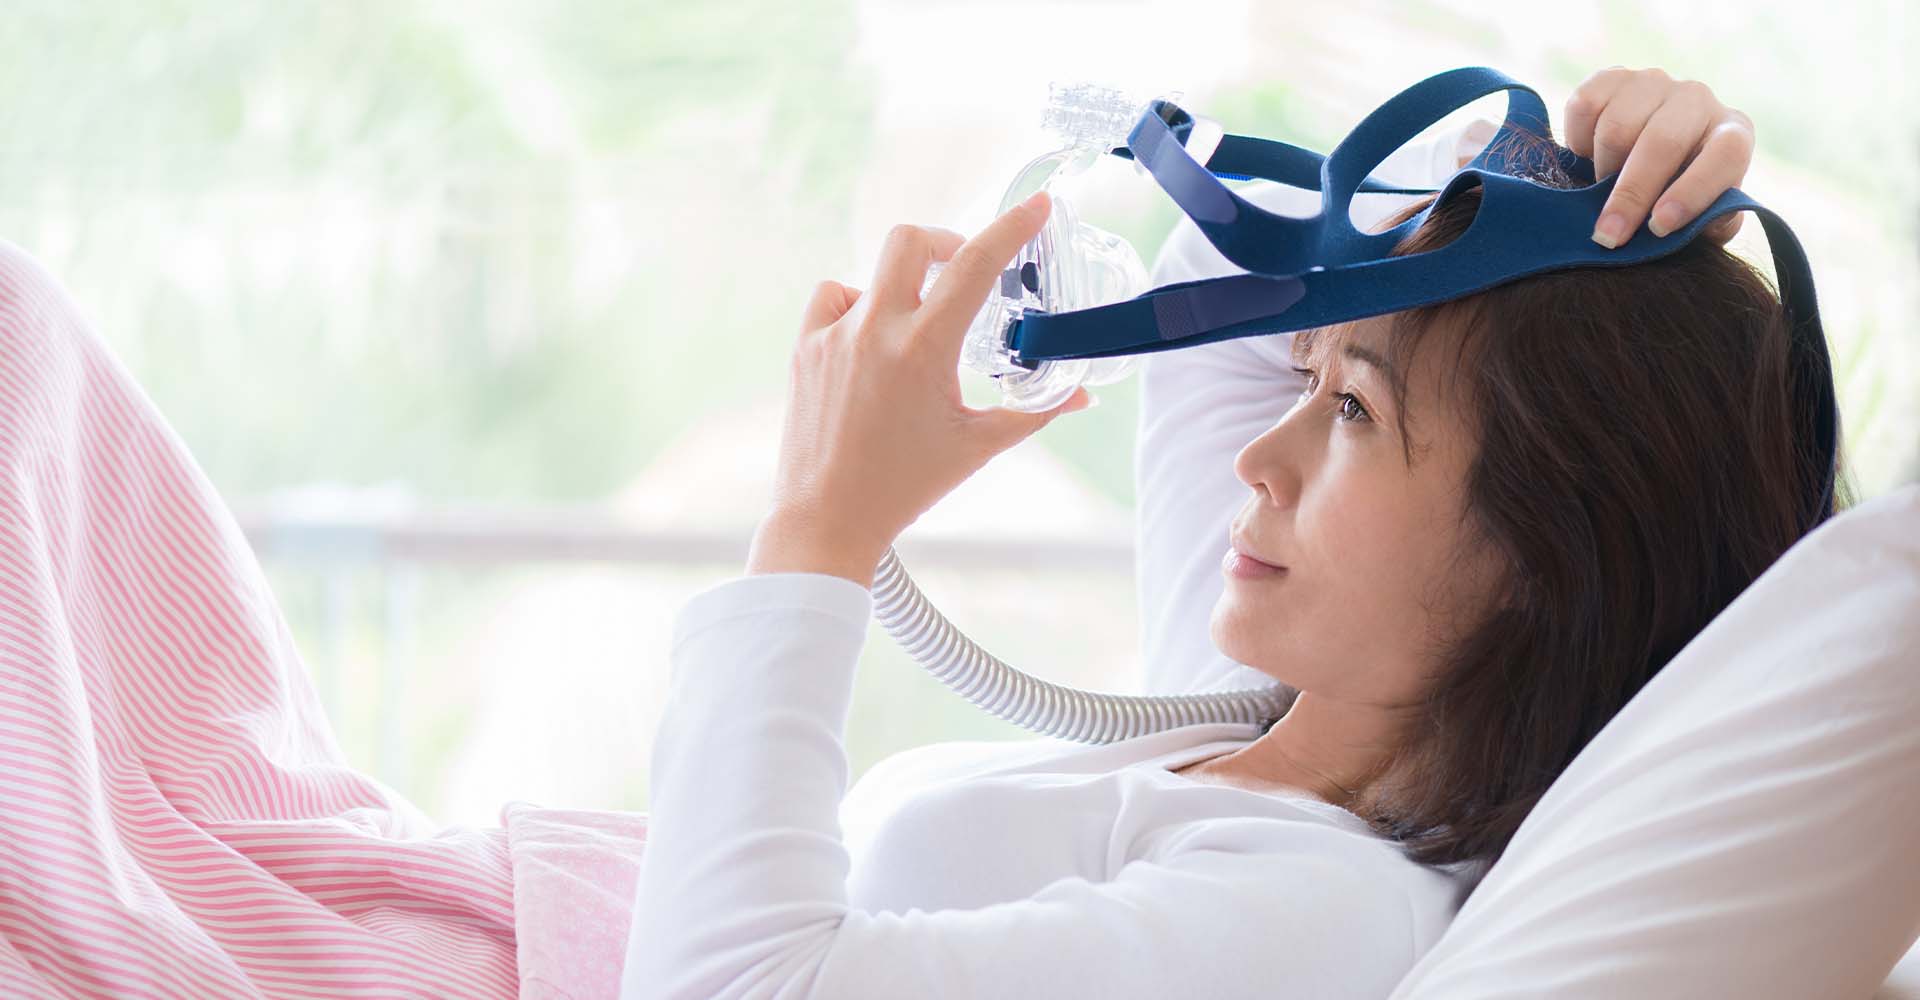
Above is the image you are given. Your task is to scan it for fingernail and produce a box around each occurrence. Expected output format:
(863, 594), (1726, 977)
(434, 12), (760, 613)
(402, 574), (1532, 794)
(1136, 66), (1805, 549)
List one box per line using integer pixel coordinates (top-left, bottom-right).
(1590, 213), (1627, 249)
(1021, 189), (1050, 213)
(1648, 201), (1683, 238)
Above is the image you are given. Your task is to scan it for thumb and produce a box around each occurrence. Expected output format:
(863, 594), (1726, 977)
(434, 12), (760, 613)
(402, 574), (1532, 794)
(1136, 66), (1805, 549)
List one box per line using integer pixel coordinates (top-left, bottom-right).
(977, 387), (1096, 450)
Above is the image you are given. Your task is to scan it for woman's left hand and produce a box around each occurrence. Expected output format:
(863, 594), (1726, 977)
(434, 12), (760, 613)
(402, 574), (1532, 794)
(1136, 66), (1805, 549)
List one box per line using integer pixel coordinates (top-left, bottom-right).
(745, 190), (1093, 589)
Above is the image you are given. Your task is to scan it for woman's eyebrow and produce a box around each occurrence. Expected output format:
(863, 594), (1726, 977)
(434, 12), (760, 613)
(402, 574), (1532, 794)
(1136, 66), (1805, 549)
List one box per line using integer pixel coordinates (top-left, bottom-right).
(1341, 343), (1394, 380)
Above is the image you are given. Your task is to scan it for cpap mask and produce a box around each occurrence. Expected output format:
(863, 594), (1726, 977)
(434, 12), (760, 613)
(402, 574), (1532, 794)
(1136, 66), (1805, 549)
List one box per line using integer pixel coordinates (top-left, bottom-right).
(919, 81), (1442, 414)
(914, 82), (1199, 412)
(881, 66), (1838, 744)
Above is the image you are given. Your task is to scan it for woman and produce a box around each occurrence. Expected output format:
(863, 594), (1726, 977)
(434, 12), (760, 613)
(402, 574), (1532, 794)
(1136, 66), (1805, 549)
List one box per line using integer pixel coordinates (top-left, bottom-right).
(622, 67), (1834, 998)
(0, 67), (1817, 999)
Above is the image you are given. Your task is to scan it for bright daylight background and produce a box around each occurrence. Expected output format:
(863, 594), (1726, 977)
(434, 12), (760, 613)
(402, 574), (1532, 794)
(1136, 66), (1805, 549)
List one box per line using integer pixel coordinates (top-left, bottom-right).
(1, 0), (1912, 827)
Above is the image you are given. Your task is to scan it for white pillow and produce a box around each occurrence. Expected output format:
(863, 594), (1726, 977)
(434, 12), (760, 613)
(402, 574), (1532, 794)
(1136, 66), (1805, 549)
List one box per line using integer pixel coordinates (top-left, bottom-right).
(1389, 484), (1920, 999)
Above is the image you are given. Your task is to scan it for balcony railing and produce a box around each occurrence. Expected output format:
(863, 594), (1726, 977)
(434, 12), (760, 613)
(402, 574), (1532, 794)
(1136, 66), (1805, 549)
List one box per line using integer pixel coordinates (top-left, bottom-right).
(233, 501), (1135, 791)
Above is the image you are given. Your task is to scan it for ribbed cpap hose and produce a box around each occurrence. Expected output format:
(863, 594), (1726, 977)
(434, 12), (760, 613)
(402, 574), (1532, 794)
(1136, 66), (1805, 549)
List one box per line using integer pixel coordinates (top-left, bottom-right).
(870, 546), (1295, 744)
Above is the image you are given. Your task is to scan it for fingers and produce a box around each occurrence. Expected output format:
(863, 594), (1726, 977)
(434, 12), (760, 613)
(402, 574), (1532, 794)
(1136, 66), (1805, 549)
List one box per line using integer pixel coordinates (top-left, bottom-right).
(801, 279), (863, 332)
(1593, 81), (1718, 247)
(1701, 212), (1745, 246)
(1644, 115), (1756, 239)
(1565, 67), (1757, 250)
(1562, 66), (1631, 161)
(919, 190), (1053, 345)
(970, 384), (1091, 444)
(1582, 69), (1670, 182)
(866, 223), (967, 315)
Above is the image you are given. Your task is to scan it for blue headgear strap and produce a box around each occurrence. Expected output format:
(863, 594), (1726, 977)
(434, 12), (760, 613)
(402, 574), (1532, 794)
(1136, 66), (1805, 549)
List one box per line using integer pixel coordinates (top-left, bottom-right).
(1009, 67), (1838, 531)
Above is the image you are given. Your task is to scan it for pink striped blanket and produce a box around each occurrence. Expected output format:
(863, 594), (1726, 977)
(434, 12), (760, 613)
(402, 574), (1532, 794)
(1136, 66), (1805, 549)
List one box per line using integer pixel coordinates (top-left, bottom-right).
(0, 240), (648, 998)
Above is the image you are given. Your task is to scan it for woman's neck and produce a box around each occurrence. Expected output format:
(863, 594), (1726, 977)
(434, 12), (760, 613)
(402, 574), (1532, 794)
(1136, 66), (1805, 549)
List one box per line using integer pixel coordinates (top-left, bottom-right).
(1182, 693), (1399, 807)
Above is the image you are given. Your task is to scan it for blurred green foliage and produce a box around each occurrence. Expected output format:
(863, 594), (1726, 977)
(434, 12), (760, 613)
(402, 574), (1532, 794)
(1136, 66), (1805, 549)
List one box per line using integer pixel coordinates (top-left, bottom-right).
(0, 0), (873, 504)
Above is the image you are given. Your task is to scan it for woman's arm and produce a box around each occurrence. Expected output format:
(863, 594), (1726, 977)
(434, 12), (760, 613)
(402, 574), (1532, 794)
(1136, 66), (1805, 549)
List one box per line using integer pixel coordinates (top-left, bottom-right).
(622, 572), (1424, 1000)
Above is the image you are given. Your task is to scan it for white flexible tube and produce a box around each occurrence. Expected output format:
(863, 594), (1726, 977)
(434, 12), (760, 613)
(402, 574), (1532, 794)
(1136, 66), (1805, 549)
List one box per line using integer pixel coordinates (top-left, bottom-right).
(870, 546), (1294, 744)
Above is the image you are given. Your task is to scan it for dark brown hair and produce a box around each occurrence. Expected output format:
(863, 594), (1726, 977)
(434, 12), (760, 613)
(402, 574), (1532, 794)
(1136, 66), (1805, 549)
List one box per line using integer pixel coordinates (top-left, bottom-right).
(1294, 144), (1845, 877)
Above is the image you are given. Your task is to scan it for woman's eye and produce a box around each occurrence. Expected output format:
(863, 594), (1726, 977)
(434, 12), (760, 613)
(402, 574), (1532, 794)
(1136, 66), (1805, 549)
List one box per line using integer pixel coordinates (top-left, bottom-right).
(1289, 365), (1318, 401)
(1288, 365), (1366, 423)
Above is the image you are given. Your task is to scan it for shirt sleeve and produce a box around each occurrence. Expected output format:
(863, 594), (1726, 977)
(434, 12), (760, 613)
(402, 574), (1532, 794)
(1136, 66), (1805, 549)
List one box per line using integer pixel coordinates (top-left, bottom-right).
(622, 571), (1420, 1000)
(1134, 123), (1478, 697)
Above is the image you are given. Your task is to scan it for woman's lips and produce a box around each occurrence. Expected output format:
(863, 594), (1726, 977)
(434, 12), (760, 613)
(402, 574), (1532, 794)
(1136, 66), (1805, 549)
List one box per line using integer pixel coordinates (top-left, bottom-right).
(1223, 546), (1286, 579)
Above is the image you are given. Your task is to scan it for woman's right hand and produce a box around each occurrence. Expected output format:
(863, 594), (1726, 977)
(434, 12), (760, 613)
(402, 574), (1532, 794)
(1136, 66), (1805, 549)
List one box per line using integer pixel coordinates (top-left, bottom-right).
(1560, 66), (1755, 249)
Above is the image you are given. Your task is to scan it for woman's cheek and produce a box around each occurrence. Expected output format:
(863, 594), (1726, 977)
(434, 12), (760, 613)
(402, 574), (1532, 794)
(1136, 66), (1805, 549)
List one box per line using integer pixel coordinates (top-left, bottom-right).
(1297, 465), (1373, 569)
(1307, 485), (1404, 601)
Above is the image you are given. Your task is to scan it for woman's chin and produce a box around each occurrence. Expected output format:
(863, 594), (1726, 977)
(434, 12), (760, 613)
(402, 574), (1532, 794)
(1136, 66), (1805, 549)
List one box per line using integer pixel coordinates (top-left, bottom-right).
(1209, 610), (1277, 668)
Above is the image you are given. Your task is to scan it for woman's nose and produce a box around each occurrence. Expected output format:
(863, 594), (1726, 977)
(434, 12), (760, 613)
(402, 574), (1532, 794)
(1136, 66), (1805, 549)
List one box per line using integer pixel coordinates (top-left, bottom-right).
(1233, 404), (1312, 507)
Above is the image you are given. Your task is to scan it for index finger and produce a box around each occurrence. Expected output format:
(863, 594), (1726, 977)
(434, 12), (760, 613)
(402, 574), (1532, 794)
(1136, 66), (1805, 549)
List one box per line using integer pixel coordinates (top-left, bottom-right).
(919, 190), (1052, 341)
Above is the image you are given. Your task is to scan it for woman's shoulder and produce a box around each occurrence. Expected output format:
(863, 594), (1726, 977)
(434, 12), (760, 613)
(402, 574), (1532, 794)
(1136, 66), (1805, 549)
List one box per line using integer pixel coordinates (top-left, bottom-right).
(1153, 803), (1475, 950)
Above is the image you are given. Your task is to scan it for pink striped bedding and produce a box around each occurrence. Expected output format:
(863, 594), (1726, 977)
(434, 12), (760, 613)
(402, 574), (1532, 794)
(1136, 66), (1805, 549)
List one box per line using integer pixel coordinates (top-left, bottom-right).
(0, 240), (648, 999)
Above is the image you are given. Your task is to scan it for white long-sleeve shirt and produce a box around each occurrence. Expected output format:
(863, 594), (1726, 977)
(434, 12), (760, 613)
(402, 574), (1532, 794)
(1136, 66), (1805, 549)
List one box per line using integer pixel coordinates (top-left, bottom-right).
(622, 129), (1479, 1000)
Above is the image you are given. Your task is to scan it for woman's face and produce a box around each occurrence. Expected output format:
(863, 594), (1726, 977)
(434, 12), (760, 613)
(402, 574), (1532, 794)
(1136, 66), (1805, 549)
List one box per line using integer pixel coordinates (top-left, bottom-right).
(1209, 312), (1504, 712)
